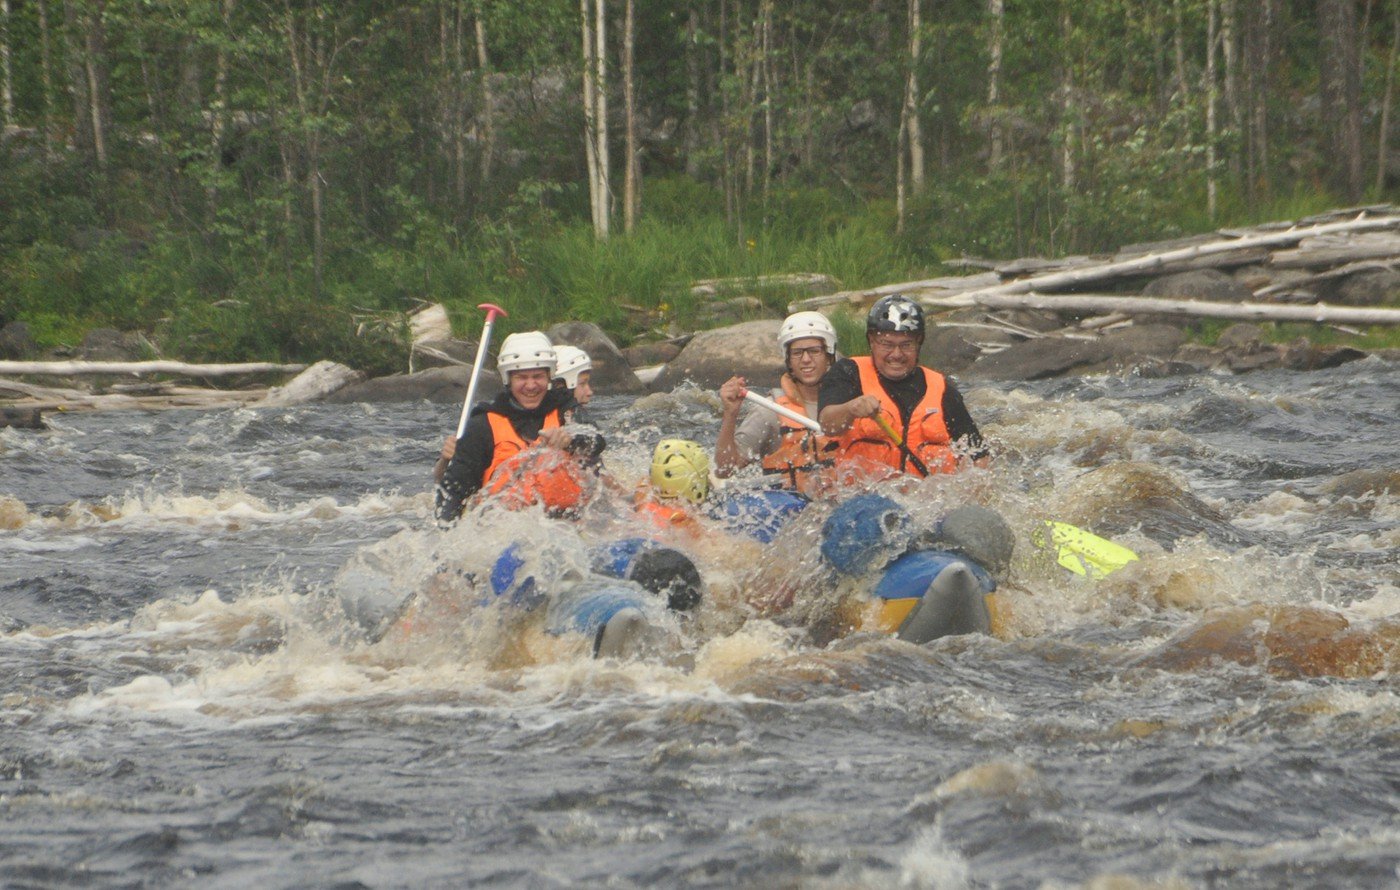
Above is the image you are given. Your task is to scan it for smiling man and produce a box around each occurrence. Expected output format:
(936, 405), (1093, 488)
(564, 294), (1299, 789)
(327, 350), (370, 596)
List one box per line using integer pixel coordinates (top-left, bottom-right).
(436, 331), (586, 522)
(818, 294), (988, 479)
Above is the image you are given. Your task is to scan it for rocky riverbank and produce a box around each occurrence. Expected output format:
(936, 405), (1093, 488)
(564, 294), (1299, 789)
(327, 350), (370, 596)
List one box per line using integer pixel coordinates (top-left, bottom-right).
(4, 208), (1399, 424)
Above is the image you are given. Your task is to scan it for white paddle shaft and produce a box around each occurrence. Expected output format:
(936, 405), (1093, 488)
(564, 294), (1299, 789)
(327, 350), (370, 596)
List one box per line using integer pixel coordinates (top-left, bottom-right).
(743, 390), (822, 433)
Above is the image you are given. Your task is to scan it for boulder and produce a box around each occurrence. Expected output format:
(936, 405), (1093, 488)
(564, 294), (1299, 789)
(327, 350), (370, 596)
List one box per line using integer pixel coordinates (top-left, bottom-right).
(0, 322), (38, 360)
(964, 336), (1114, 381)
(1215, 323), (1266, 353)
(1142, 269), (1254, 303)
(79, 328), (154, 362)
(1328, 269), (1400, 307)
(257, 360), (365, 406)
(411, 338), (477, 371)
(622, 339), (684, 368)
(650, 319), (785, 392)
(546, 321), (646, 394)
(921, 326), (984, 376)
(1100, 323), (1187, 360)
(0, 407), (45, 430)
(326, 365), (502, 404)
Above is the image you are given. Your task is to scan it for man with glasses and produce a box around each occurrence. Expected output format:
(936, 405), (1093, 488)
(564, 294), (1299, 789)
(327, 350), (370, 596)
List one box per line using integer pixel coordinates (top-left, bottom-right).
(818, 294), (987, 479)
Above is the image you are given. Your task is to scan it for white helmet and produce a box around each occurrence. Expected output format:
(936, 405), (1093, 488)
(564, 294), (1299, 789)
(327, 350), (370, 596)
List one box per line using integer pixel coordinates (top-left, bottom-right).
(497, 331), (556, 383)
(778, 311), (838, 358)
(552, 345), (593, 389)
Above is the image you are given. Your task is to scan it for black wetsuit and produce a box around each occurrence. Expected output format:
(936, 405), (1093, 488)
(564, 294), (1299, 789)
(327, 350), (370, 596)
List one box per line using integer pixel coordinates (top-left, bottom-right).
(435, 388), (575, 522)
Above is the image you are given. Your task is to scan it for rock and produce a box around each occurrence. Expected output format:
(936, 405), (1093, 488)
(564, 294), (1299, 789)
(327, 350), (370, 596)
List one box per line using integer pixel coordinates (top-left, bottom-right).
(1329, 269), (1400, 307)
(694, 295), (777, 328)
(1142, 269), (1254, 303)
(78, 328), (155, 362)
(257, 360), (366, 406)
(1318, 468), (1400, 499)
(622, 340), (683, 368)
(0, 407), (45, 430)
(1227, 346), (1286, 373)
(964, 336), (1114, 381)
(921, 326), (983, 376)
(326, 365), (502, 404)
(408, 303), (452, 342)
(1173, 343), (1228, 369)
(1281, 342), (1369, 371)
(1215, 323), (1265, 353)
(411, 338), (477, 371)
(651, 319), (785, 392)
(546, 321), (646, 393)
(1100, 323), (1187, 359)
(0, 322), (38, 360)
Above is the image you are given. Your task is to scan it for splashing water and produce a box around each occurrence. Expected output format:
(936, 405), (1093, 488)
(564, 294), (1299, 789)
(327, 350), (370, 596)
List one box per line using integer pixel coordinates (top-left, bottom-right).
(2, 362), (1398, 887)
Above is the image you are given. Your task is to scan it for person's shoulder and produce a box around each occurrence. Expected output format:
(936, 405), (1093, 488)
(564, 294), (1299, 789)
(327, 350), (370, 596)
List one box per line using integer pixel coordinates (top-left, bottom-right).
(543, 388), (574, 414)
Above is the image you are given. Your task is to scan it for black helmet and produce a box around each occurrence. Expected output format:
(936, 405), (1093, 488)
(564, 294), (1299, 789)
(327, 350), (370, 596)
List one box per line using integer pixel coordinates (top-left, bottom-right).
(867, 294), (925, 337)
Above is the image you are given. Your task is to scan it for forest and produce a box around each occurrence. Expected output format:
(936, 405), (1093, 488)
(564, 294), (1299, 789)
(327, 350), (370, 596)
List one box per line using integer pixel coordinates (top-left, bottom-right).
(1, 0), (1397, 373)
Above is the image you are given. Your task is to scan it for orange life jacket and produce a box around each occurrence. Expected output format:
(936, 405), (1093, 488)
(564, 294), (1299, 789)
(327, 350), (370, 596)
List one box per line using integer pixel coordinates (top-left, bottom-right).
(833, 357), (958, 476)
(481, 410), (588, 514)
(633, 488), (705, 538)
(759, 375), (836, 496)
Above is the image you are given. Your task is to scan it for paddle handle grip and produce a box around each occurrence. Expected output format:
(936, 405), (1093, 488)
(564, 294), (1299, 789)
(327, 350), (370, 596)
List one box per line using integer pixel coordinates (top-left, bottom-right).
(873, 413), (903, 446)
(454, 303), (509, 440)
(743, 390), (822, 433)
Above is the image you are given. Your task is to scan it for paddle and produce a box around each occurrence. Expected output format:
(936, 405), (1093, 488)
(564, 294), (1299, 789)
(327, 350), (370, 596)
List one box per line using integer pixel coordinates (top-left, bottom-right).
(454, 303), (508, 440)
(1034, 521), (1140, 578)
(742, 389), (822, 433)
(748, 387), (1139, 578)
(872, 413), (932, 477)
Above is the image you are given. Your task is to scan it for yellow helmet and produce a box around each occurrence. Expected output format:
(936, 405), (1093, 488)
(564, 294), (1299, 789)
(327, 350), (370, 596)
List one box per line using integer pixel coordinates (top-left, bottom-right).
(650, 439), (711, 504)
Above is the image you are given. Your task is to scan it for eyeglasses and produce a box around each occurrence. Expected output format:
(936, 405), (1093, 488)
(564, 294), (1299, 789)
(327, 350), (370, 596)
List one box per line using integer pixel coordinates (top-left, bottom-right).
(787, 346), (827, 360)
(871, 335), (919, 354)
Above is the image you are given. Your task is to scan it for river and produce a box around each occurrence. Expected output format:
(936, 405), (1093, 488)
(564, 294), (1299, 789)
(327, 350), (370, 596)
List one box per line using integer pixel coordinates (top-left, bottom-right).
(2, 359), (1397, 888)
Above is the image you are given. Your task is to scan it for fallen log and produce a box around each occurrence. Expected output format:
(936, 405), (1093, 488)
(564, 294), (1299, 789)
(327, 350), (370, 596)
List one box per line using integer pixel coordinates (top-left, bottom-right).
(951, 214), (1400, 300)
(0, 359), (306, 377)
(918, 291), (1400, 325)
(789, 213), (1400, 314)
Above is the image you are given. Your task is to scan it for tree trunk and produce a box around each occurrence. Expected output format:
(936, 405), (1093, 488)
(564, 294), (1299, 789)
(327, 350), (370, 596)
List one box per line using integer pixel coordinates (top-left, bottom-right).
(683, 5), (701, 178)
(1206, 0), (1218, 221)
(1319, 0), (1365, 200)
(1376, 0), (1399, 196)
(1059, 8), (1075, 196)
(905, 0), (924, 193)
(82, 0), (111, 173)
(761, 0), (774, 204)
(623, 0), (639, 231)
(916, 292), (1400, 326)
(1, 0), (13, 129)
(580, 0), (600, 233)
(37, 0), (55, 156)
(986, 0), (1004, 170)
(209, 0), (235, 213)
(1221, 0), (1241, 180)
(595, 0), (609, 238)
(476, 12), (495, 190)
(452, 2), (466, 207)
(1172, 0), (1188, 101)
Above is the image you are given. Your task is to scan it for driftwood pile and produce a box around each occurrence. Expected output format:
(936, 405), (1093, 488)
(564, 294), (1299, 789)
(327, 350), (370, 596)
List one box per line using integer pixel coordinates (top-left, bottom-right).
(790, 206), (1400, 330)
(0, 360), (307, 426)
